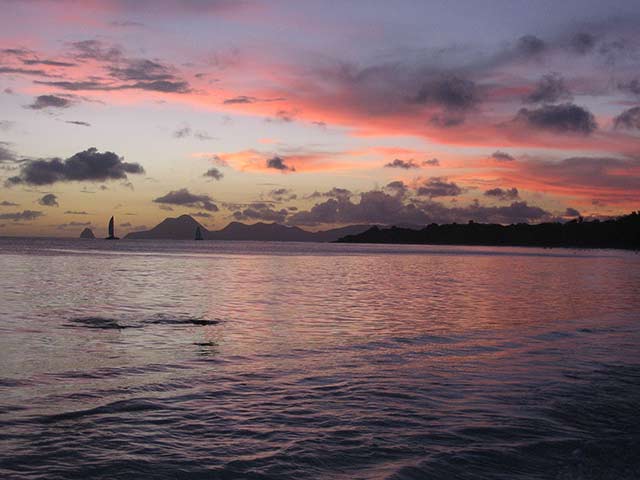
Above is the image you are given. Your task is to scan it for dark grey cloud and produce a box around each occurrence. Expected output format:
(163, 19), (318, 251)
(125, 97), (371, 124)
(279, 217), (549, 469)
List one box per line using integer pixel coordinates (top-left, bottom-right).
(38, 193), (59, 207)
(423, 158), (440, 166)
(120, 179), (135, 189)
(385, 180), (408, 196)
(0, 210), (44, 221)
(565, 207), (581, 216)
(28, 94), (73, 110)
(306, 187), (353, 200)
(194, 131), (214, 140)
(0, 120), (13, 131)
(207, 154), (229, 167)
(223, 95), (258, 104)
(173, 124), (213, 140)
(65, 120), (91, 127)
(266, 156), (295, 172)
(6, 147), (144, 186)
(597, 38), (629, 65)
(268, 188), (297, 201)
(570, 32), (597, 55)
(108, 58), (173, 82)
(515, 103), (597, 134)
(64, 210), (89, 215)
(517, 35), (546, 57)
(71, 40), (123, 62)
(173, 125), (191, 138)
(268, 109), (295, 123)
(1, 200), (19, 206)
(0, 141), (17, 163)
(128, 80), (190, 93)
(613, 106), (640, 130)
(30, 40), (192, 94)
(223, 95), (284, 105)
(233, 202), (288, 223)
(525, 73), (572, 104)
(34, 80), (109, 91)
(619, 79), (640, 96)
(385, 159), (419, 169)
(203, 167), (224, 180)
(290, 190), (430, 226)
(413, 74), (478, 111)
(416, 178), (463, 198)
(429, 113), (465, 128)
(153, 188), (218, 212)
(22, 59), (76, 67)
(491, 151), (515, 162)
(295, 188), (550, 227)
(0, 66), (51, 77)
(325, 187), (352, 199)
(1, 48), (31, 56)
(484, 187), (519, 201)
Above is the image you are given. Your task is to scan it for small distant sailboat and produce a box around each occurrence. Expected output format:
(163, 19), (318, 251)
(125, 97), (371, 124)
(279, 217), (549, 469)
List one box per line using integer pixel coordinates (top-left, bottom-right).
(195, 225), (204, 241)
(105, 216), (119, 240)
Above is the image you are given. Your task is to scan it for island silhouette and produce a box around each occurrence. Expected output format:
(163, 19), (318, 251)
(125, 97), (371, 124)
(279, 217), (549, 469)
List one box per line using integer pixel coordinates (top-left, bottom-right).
(79, 227), (95, 239)
(123, 214), (370, 242)
(336, 212), (640, 250)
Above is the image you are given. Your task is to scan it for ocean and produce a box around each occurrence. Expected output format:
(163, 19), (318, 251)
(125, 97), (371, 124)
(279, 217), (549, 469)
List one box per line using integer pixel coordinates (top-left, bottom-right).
(1, 238), (639, 479)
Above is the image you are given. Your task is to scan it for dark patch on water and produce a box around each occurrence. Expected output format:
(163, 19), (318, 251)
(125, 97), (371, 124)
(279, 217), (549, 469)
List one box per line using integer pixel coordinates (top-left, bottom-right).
(0, 378), (31, 388)
(148, 316), (220, 326)
(37, 398), (166, 424)
(65, 314), (220, 330)
(65, 317), (135, 330)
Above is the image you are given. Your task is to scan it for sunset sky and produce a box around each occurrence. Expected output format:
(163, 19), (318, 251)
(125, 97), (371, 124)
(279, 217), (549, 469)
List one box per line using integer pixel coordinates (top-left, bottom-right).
(1, 0), (639, 236)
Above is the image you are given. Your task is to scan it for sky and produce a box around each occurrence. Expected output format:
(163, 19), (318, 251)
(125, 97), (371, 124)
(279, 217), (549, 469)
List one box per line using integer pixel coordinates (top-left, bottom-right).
(1, 0), (639, 237)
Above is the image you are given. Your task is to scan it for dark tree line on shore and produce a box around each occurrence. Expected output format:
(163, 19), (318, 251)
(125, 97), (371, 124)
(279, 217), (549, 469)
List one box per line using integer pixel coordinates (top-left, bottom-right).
(337, 211), (640, 249)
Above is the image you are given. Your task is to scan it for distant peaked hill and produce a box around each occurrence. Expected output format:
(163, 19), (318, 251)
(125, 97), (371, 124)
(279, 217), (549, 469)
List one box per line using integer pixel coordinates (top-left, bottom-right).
(124, 215), (370, 242)
(125, 215), (208, 240)
(209, 221), (310, 241)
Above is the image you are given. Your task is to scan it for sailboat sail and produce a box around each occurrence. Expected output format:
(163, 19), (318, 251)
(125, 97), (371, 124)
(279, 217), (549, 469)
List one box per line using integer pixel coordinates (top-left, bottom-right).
(106, 215), (119, 240)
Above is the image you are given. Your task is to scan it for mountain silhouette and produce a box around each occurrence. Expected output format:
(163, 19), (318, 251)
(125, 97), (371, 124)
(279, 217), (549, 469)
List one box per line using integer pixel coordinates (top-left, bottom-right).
(124, 215), (370, 242)
(126, 215), (208, 240)
(336, 212), (640, 250)
(79, 227), (95, 239)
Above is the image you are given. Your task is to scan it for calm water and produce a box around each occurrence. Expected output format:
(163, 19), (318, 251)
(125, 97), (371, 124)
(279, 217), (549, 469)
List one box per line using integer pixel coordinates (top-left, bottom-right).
(1, 238), (639, 479)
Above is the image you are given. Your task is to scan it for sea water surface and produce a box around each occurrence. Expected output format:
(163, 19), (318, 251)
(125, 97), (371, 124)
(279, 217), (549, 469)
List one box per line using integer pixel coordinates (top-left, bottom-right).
(1, 238), (639, 479)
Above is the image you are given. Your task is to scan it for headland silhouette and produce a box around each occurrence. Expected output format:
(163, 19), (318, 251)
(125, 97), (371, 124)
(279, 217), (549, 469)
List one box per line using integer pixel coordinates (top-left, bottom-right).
(336, 212), (640, 250)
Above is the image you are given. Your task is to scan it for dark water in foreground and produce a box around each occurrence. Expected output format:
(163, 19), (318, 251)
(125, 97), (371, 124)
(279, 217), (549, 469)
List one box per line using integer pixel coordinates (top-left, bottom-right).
(1, 238), (639, 479)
